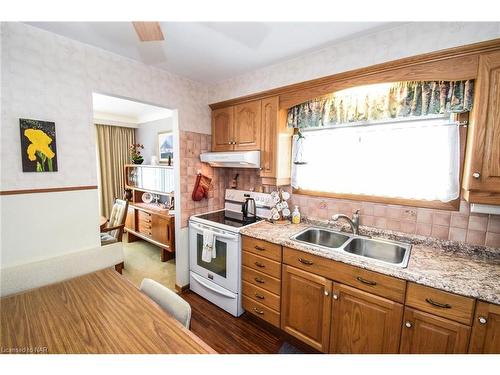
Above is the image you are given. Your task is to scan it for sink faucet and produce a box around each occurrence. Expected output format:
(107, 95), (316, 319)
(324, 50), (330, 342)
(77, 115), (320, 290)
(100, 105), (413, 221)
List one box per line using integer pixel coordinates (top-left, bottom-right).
(331, 210), (360, 235)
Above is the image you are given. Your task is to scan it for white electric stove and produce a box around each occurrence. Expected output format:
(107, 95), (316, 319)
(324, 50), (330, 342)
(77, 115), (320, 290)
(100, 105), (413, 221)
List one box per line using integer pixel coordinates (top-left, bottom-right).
(189, 189), (273, 316)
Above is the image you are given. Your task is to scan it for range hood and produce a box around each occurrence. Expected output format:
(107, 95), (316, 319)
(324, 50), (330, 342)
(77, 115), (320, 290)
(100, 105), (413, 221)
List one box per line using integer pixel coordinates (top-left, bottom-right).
(200, 151), (260, 168)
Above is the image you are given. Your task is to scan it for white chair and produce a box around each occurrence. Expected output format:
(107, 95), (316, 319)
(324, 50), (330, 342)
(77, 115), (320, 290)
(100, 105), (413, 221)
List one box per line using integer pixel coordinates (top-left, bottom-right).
(140, 278), (192, 329)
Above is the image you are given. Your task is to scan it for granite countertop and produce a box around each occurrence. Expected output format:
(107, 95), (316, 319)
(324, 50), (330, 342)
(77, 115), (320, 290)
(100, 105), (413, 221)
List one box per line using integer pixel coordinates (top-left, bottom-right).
(240, 219), (500, 305)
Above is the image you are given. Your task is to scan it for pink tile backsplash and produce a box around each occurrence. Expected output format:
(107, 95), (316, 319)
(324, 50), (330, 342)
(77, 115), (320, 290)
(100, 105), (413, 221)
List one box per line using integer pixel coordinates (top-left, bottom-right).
(468, 214), (489, 232)
(449, 227), (467, 242)
(179, 130), (226, 227)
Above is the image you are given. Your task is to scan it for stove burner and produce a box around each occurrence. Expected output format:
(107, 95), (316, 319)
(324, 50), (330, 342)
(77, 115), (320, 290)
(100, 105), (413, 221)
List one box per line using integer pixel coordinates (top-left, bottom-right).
(195, 210), (261, 228)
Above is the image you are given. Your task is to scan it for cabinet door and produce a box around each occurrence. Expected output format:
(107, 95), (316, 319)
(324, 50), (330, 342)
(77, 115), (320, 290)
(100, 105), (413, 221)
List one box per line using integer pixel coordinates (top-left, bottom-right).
(330, 283), (403, 354)
(234, 100), (261, 151)
(260, 96), (278, 177)
(400, 307), (470, 354)
(281, 264), (332, 352)
(465, 51), (500, 193)
(469, 301), (500, 354)
(151, 215), (171, 247)
(211, 107), (234, 152)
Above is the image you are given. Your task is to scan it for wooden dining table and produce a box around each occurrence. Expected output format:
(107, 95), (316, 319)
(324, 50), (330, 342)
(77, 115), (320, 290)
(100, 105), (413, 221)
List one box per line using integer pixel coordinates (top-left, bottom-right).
(0, 269), (215, 354)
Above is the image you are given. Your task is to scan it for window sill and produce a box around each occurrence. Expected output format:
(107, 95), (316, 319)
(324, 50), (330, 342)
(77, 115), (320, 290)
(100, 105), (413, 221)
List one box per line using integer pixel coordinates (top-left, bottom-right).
(292, 188), (460, 211)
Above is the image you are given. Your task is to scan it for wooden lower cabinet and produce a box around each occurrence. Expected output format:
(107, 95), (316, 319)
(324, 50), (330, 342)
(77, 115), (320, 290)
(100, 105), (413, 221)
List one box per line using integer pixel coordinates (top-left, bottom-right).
(400, 307), (471, 354)
(243, 237), (498, 354)
(469, 301), (500, 353)
(330, 283), (403, 354)
(281, 265), (332, 352)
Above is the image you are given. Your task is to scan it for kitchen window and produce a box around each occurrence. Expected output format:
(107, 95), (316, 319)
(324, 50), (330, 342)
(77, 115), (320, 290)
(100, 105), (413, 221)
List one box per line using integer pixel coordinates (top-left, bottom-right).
(292, 116), (464, 207)
(288, 81), (473, 209)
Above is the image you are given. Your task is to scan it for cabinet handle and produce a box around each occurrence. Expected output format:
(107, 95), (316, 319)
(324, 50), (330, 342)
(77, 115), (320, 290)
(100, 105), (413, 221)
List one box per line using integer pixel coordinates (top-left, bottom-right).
(425, 298), (451, 309)
(405, 321), (413, 328)
(356, 276), (377, 286)
(478, 316), (488, 325)
(254, 262), (265, 268)
(332, 294), (339, 300)
(298, 258), (313, 265)
(324, 290), (329, 296)
(254, 293), (265, 300)
(254, 277), (265, 284)
(254, 245), (265, 251)
(472, 172), (481, 179)
(253, 308), (264, 315)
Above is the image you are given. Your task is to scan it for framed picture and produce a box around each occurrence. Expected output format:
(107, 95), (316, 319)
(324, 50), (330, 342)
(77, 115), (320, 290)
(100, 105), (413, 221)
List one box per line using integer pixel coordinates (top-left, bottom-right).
(19, 118), (58, 172)
(158, 131), (173, 164)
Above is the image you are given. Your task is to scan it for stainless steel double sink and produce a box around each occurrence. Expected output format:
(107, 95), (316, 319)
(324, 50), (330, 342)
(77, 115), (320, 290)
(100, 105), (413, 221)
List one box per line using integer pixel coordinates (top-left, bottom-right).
(291, 227), (411, 268)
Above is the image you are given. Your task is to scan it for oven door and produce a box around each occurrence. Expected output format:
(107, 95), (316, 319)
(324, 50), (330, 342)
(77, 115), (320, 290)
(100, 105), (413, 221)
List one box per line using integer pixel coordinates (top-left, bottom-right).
(189, 221), (240, 293)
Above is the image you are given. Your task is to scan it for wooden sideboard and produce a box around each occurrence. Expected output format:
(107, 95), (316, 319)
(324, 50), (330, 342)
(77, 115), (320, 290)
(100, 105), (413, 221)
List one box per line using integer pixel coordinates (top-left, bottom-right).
(125, 203), (175, 261)
(124, 164), (175, 261)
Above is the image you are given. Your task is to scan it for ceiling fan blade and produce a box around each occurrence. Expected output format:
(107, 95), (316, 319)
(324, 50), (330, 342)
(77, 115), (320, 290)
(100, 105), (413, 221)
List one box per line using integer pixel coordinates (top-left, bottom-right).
(132, 22), (164, 42)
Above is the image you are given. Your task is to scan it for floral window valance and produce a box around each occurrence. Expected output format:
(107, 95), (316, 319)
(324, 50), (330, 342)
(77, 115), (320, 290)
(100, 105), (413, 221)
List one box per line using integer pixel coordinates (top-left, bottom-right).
(287, 80), (474, 128)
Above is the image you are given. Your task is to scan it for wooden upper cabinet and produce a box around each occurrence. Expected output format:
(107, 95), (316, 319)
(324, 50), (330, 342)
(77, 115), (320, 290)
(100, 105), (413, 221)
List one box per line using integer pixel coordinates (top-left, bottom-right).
(469, 301), (500, 354)
(260, 96), (293, 186)
(233, 100), (261, 150)
(211, 107), (234, 152)
(260, 96), (279, 178)
(464, 51), (500, 202)
(330, 283), (403, 354)
(281, 265), (332, 352)
(400, 307), (471, 354)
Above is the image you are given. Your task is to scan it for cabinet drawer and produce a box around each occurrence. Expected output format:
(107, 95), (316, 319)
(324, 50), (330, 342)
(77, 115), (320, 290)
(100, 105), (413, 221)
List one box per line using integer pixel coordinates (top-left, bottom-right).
(242, 281), (280, 312)
(242, 251), (281, 279)
(242, 296), (280, 327)
(138, 210), (152, 221)
(242, 236), (281, 262)
(283, 247), (406, 303)
(138, 221), (152, 231)
(406, 283), (475, 325)
(138, 223), (152, 237)
(242, 266), (281, 295)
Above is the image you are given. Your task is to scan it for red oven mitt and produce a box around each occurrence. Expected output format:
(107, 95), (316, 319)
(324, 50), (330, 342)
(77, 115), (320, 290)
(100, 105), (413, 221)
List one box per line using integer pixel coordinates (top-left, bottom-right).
(192, 173), (212, 201)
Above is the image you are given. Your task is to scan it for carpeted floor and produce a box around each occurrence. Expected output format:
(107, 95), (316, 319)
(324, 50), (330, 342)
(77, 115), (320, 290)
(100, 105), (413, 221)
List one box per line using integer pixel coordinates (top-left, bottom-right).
(122, 236), (176, 290)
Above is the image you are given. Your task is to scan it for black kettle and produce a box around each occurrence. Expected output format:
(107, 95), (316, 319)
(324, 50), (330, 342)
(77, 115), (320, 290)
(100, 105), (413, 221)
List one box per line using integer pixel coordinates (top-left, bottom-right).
(242, 197), (256, 221)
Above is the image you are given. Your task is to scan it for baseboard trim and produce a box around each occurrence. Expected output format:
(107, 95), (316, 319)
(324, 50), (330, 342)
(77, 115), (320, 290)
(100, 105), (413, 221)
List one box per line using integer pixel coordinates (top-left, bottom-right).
(175, 283), (190, 293)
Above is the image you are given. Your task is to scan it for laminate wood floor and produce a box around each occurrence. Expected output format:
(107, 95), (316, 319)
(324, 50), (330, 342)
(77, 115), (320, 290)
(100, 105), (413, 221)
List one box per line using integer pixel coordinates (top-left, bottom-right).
(181, 291), (316, 354)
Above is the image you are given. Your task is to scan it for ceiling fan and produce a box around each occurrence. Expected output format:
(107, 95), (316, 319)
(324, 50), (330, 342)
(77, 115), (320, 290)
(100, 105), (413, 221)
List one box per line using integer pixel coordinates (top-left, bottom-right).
(132, 22), (164, 42)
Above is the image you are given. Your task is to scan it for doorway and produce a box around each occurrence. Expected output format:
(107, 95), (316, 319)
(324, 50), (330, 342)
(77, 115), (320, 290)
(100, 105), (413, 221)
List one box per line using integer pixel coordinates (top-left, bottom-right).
(92, 92), (180, 291)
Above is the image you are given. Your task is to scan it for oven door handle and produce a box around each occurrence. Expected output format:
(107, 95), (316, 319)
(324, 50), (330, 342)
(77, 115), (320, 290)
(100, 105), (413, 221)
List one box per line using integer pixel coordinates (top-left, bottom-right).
(189, 222), (238, 241)
(191, 273), (236, 299)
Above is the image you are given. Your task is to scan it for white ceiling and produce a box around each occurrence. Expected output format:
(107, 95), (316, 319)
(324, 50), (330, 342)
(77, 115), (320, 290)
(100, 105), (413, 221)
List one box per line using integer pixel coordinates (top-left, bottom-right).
(28, 22), (393, 83)
(92, 93), (171, 124)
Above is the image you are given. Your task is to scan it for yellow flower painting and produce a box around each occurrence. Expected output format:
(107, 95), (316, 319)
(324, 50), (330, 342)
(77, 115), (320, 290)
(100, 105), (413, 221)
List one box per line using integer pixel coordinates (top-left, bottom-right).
(20, 119), (58, 172)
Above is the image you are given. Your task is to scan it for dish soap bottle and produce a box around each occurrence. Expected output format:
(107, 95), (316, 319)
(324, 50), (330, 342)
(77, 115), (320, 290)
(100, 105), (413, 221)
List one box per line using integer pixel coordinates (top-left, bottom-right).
(292, 206), (301, 224)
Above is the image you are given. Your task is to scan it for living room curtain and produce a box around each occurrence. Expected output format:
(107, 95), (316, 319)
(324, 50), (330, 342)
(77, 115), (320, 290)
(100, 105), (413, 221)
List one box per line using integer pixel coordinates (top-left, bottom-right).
(287, 80), (474, 128)
(96, 124), (135, 217)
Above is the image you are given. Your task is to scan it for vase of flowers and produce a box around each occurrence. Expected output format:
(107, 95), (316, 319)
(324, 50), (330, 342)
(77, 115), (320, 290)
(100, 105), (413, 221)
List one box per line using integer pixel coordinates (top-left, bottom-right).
(269, 189), (291, 224)
(130, 143), (144, 164)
